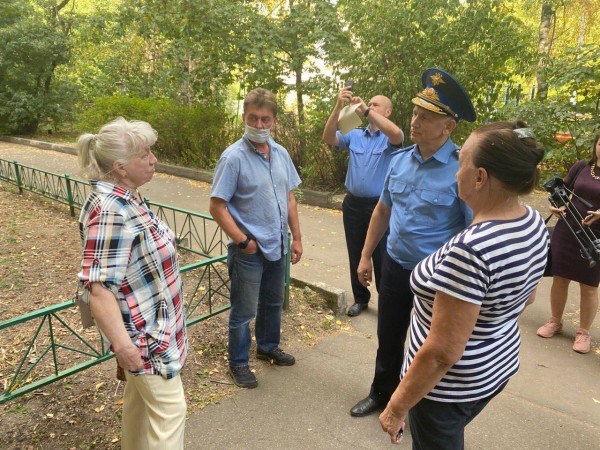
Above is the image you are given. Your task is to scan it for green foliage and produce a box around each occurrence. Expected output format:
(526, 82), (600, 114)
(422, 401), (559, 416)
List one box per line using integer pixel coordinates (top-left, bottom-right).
(77, 96), (234, 168)
(2, 0), (599, 190)
(334, 0), (535, 140)
(493, 44), (600, 178)
(0, 0), (75, 134)
(272, 104), (348, 191)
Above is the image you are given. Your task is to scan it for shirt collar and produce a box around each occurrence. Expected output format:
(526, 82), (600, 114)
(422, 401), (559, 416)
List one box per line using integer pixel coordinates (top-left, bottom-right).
(362, 127), (381, 137)
(242, 135), (276, 157)
(412, 137), (457, 164)
(91, 180), (138, 202)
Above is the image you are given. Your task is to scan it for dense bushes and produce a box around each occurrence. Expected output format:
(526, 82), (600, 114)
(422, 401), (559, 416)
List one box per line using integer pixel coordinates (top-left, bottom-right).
(77, 96), (236, 169)
(272, 105), (348, 191)
(75, 96), (349, 189)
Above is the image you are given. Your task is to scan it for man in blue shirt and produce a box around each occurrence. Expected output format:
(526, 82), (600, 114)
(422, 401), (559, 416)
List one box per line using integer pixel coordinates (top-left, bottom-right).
(350, 68), (476, 417)
(210, 88), (303, 389)
(323, 87), (404, 316)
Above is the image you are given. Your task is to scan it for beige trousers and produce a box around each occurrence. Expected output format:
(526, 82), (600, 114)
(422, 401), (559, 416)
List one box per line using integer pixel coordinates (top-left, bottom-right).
(122, 372), (187, 450)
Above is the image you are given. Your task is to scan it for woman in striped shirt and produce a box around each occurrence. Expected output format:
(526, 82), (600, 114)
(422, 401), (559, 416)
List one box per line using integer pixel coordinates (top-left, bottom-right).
(379, 121), (547, 448)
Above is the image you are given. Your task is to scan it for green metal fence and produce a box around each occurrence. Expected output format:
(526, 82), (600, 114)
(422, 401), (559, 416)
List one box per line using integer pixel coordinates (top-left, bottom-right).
(0, 157), (229, 404)
(0, 156), (292, 404)
(0, 257), (229, 404)
(0, 301), (113, 404)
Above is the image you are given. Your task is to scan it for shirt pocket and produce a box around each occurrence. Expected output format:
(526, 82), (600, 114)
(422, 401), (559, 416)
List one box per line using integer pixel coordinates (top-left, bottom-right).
(370, 145), (386, 155)
(349, 146), (366, 167)
(420, 189), (455, 207)
(418, 189), (456, 226)
(389, 180), (407, 202)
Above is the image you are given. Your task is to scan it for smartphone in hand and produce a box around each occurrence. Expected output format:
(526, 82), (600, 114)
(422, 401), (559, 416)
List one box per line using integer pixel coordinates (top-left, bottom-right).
(345, 80), (355, 90)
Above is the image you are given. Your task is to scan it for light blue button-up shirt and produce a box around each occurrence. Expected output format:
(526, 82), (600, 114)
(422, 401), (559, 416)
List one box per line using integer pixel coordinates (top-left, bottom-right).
(336, 128), (400, 198)
(211, 136), (301, 261)
(380, 138), (472, 269)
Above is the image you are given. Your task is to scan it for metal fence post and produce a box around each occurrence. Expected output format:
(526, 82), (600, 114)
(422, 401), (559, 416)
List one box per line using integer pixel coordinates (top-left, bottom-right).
(64, 174), (75, 217)
(284, 233), (291, 310)
(13, 161), (23, 194)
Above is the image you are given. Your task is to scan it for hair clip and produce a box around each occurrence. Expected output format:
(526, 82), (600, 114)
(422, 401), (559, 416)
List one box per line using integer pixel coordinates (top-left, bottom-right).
(514, 128), (535, 140)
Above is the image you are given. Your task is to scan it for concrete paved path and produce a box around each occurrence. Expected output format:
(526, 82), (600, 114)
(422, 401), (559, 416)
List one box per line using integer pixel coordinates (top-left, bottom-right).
(0, 141), (598, 449)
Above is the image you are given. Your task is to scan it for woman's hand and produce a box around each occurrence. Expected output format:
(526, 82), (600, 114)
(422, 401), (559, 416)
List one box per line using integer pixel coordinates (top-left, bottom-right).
(549, 206), (565, 218)
(582, 209), (600, 227)
(114, 342), (145, 372)
(379, 404), (406, 445)
(88, 283), (145, 372)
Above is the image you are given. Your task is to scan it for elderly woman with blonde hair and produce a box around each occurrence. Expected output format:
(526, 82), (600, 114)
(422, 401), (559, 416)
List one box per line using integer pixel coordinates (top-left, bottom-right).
(77, 117), (188, 450)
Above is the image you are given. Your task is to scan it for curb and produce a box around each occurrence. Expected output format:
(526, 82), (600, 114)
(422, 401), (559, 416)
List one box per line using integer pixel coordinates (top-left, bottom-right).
(0, 136), (343, 209)
(290, 278), (347, 315)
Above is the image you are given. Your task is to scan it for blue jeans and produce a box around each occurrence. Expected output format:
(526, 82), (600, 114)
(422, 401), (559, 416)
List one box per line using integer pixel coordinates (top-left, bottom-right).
(227, 245), (285, 367)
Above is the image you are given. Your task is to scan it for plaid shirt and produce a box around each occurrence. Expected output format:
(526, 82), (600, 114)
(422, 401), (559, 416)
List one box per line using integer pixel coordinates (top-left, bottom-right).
(78, 181), (187, 379)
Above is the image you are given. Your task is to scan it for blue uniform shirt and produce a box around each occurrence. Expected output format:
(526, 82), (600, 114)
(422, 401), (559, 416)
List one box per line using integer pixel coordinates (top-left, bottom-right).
(336, 128), (400, 198)
(380, 138), (472, 269)
(211, 136), (301, 261)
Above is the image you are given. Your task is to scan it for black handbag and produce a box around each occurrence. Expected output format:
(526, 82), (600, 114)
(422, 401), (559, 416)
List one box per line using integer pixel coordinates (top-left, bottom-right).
(543, 162), (587, 277)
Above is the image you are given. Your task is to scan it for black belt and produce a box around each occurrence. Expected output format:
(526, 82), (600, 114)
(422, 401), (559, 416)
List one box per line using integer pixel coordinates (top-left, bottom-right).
(346, 192), (380, 203)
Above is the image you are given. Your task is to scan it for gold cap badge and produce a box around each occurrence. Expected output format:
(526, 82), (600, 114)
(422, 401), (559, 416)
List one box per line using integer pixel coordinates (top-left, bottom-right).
(430, 72), (445, 86)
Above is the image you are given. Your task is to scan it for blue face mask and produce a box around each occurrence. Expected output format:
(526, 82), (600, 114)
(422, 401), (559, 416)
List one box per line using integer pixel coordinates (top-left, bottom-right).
(244, 123), (271, 144)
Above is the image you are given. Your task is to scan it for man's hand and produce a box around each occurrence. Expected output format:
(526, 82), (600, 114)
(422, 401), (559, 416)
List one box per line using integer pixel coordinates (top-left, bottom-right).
(241, 239), (259, 254)
(336, 87), (353, 108)
(352, 96), (368, 115)
(290, 239), (303, 264)
(357, 256), (373, 287)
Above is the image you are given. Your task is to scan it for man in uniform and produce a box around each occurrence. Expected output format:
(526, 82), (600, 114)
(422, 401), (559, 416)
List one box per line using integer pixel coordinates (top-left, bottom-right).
(350, 68), (476, 416)
(323, 87), (404, 316)
(210, 88), (303, 389)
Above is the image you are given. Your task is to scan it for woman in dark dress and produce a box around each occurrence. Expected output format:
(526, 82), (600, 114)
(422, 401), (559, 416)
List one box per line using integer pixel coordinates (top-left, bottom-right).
(537, 130), (600, 354)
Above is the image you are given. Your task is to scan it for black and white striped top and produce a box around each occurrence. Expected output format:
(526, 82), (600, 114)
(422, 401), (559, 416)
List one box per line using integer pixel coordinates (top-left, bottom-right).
(403, 206), (548, 402)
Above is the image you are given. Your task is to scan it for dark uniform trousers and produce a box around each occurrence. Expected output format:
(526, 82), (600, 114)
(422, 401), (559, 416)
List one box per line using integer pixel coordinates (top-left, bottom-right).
(342, 193), (388, 304)
(369, 251), (414, 402)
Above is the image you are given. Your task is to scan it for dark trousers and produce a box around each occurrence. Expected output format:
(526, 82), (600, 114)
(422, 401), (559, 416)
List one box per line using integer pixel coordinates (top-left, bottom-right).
(409, 383), (507, 450)
(342, 193), (387, 304)
(369, 251), (413, 402)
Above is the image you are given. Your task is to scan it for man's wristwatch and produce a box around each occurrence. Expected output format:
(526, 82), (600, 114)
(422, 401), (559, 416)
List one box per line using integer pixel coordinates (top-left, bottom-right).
(237, 235), (252, 249)
(364, 107), (372, 118)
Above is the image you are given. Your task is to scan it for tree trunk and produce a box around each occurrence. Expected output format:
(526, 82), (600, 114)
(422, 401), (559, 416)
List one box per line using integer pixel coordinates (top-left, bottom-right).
(578, 11), (586, 46)
(295, 68), (304, 127)
(295, 66), (306, 161)
(536, 2), (554, 101)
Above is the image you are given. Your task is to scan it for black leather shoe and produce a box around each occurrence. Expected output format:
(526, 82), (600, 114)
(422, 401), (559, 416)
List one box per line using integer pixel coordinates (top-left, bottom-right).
(350, 396), (384, 417)
(347, 302), (368, 317)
